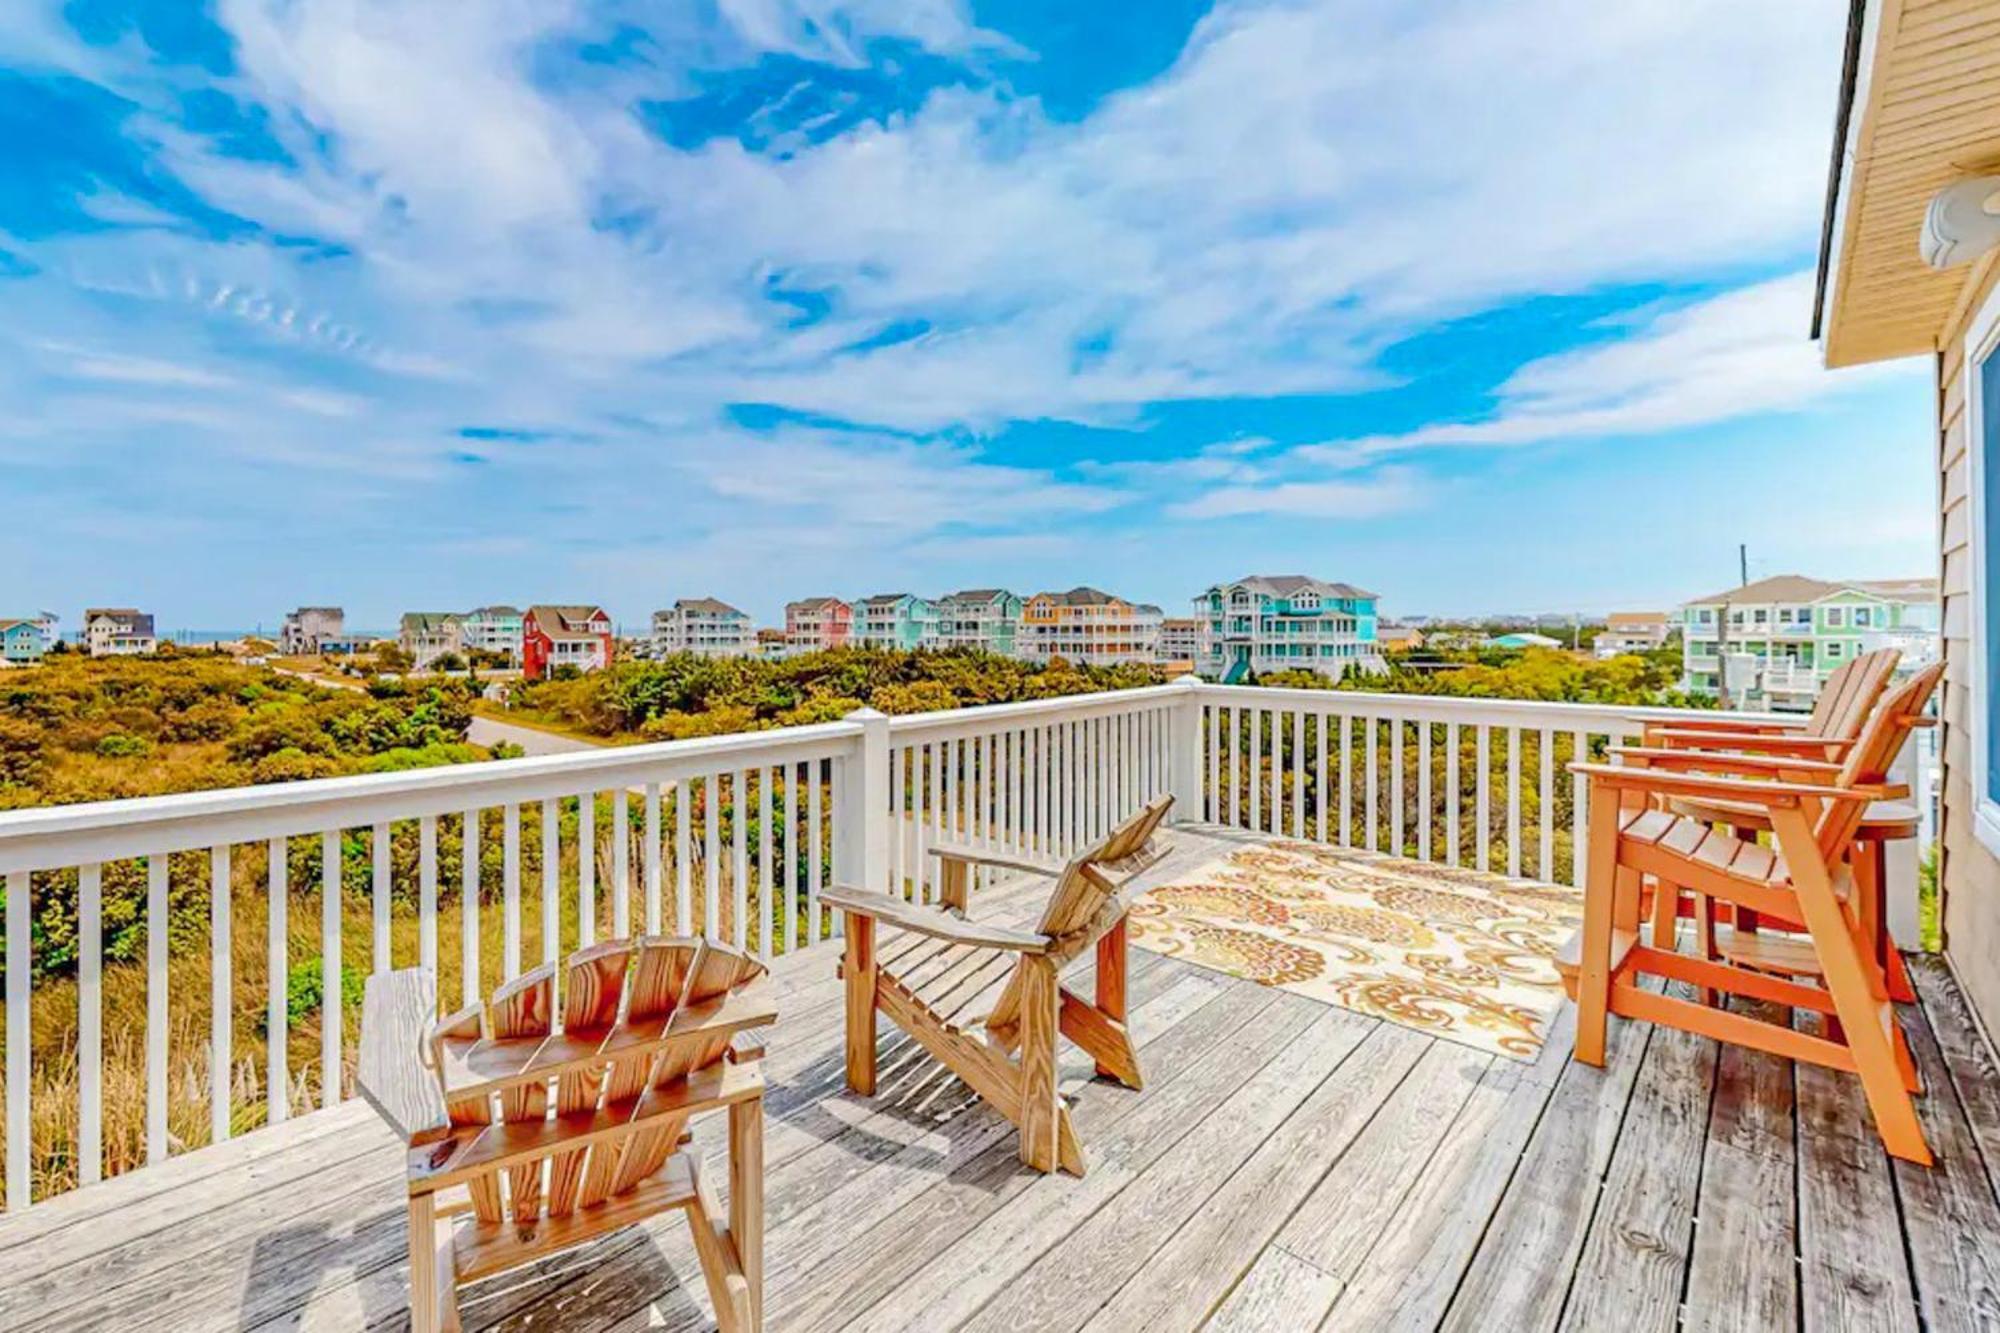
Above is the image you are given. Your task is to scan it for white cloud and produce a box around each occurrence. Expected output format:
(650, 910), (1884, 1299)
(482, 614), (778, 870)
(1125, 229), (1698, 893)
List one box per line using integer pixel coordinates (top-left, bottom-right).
(1297, 273), (1924, 460)
(1169, 467), (1421, 519)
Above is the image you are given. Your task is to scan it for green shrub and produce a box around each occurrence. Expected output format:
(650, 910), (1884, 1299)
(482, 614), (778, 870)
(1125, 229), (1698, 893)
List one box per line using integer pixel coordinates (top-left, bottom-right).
(95, 734), (152, 759)
(284, 957), (366, 1027)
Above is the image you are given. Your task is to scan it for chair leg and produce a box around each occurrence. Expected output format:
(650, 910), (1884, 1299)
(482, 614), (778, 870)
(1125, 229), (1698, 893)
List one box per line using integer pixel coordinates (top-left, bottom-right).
(1650, 877), (1681, 951)
(730, 1096), (764, 1331)
(1693, 893), (1717, 1007)
(1017, 956), (1061, 1172)
(407, 1192), (460, 1333)
(1772, 809), (1931, 1166)
(1094, 918), (1140, 1087)
(843, 913), (877, 1097)
(1575, 794), (1622, 1067)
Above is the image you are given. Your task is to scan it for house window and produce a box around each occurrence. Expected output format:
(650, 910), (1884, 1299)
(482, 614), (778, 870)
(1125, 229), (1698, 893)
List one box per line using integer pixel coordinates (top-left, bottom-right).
(1973, 283), (2000, 855)
(1825, 607), (1845, 628)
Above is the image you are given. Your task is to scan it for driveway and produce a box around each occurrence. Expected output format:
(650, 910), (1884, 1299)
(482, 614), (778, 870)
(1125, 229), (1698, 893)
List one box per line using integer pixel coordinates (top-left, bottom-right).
(466, 714), (607, 756)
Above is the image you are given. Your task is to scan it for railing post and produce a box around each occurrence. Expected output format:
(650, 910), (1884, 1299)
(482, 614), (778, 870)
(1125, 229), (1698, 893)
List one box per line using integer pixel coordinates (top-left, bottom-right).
(843, 709), (892, 893)
(1169, 675), (1204, 824)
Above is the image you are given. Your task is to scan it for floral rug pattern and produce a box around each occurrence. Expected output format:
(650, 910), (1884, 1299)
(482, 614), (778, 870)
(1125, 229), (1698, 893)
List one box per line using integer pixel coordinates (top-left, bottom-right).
(1128, 840), (1583, 1061)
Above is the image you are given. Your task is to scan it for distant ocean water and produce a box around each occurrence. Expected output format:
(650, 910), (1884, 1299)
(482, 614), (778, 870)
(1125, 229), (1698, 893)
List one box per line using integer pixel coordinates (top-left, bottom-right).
(73, 629), (392, 644)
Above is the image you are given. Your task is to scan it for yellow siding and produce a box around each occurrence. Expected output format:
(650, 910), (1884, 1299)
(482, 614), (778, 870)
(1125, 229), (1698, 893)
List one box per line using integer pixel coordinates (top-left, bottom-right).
(1939, 259), (2000, 1036)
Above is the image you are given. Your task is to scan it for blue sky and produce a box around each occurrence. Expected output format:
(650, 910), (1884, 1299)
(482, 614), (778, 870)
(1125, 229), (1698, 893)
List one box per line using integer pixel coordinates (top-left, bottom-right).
(0, 0), (1935, 632)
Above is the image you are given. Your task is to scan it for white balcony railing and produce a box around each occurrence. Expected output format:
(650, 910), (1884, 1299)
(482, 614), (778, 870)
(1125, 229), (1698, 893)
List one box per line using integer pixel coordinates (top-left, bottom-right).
(1, 680), (1892, 1214)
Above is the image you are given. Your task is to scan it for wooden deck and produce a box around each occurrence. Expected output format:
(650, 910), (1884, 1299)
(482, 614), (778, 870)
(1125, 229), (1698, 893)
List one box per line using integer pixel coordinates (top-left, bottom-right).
(5, 824), (2000, 1331)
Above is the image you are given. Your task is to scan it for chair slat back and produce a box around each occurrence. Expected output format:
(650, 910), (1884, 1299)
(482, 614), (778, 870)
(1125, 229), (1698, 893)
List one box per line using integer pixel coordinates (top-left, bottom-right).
(1806, 648), (1899, 740)
(1035, 793), (1174, 939)
(436, 935), (770, 1227)
(1814, 663), (1943, 860)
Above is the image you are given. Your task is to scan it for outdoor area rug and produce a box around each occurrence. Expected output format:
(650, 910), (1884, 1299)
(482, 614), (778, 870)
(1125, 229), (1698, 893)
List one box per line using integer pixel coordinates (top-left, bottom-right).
(1127, 839), (1583, 1061)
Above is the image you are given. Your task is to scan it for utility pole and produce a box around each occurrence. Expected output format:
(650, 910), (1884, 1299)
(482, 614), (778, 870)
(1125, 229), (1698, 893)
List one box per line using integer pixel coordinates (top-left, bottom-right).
(1739, 543), (1749, 589)
(1716, 550), (1738, 710)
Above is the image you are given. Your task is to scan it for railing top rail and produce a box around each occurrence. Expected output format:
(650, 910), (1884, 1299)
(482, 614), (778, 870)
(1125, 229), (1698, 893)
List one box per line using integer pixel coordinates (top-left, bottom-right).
(1189, 682), (1793, 730)
(883, 682), (1193, 735)
(0, 720), (864, 874)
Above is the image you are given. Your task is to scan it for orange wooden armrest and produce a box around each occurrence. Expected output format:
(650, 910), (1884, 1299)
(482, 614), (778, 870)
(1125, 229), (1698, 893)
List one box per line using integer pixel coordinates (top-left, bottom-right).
(1607, 746), (1843, 776)
(1569, 762), (1883, 806)
(1646, 728), (1851, 756)
(1642, 717), (1805, 736)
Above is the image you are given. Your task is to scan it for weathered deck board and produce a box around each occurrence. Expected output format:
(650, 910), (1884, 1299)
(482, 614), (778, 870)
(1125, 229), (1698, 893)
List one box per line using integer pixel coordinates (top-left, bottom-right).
(1890, 986), (2000, 1330)
(1680, 1011), (1798, 1333)
(1082, 1022), (1430, 1333)
(1796, 1059), (1918, 1333)
(959, 1005), (1377, 1333)
(1, 825), (1997, 1333)
(1436, 980), (1659, 1332)
(1557, 991), (1719, 1333)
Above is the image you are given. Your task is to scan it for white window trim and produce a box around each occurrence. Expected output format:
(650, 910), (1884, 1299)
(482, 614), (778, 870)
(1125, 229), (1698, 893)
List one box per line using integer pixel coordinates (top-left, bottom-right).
(1967, 274), (2000, 859)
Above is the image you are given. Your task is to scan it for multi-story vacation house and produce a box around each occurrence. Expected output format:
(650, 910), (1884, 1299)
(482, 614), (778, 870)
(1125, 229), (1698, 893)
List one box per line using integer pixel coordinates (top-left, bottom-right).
(82, 608), (156, 657)
(29, 612), (57, 654)
(783, 596), (852, 655)
(934, 589), (1024, 656)
(854, 593), (939, 650)
(1155, 617), (1200, 666)
(1194, 575), (1381, 682)
(651, 598), (753, 658)
(280, 606), (345, 655)
(1680, 575), (1940, 710)
(459, 606), (524, 662)
(397, 612), (465, 669)
(1377, 622), (1424, 652)
(521, 604), (613, 680)
(0, 619), (45, 665)
(1593, 610), (1671, 658)
(1020, 587), (1162, 666)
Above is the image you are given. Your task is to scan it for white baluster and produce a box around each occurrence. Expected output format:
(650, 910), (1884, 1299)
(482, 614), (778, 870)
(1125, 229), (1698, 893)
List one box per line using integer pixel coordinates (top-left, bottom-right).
(79, 862), (101, 1183)
(267, 840), (287, 1126)
(211, 844), (231, 1144)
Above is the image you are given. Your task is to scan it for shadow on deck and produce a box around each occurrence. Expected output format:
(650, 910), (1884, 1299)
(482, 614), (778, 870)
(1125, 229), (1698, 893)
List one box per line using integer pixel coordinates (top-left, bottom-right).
(3, 825), (1999, 1331)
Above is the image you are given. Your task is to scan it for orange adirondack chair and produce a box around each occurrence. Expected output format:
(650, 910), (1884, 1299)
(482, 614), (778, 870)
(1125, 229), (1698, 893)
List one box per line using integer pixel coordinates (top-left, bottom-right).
(1641, 646), (1899, 759)
(358, 937), (776, 1332)
(1640, 649), (1901, 984)
(1560, 663), (1943, 1164)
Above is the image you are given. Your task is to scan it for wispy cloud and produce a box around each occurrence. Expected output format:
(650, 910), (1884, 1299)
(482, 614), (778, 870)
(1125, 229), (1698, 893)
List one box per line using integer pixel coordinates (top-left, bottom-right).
(1297, 274), (1925, 462)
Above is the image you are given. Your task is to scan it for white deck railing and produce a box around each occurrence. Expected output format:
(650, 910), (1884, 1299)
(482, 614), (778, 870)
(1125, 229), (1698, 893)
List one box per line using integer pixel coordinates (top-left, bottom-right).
(0, 680), (1900, 1211)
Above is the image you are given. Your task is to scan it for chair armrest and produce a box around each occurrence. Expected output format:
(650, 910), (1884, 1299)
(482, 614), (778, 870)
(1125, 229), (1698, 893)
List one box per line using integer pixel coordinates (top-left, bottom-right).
(1569, 762), (1883, 806)
(1646, 728), (1850, 757)
(1607, 746), (1843, 777)
(359, 968), (451, 1146)
(1642, 716), (1807, 737)
(822, 883), (1052, 953)
(926, 839), (1064, 878)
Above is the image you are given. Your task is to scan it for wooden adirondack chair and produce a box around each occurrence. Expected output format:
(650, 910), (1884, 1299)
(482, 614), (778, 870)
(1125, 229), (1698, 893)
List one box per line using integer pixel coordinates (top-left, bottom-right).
(823, 792), (1174, 1176)
(1559, 662), (1943, 1164)
(1642, 646), (1899, 759)
(358, 937), (777, 1333)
